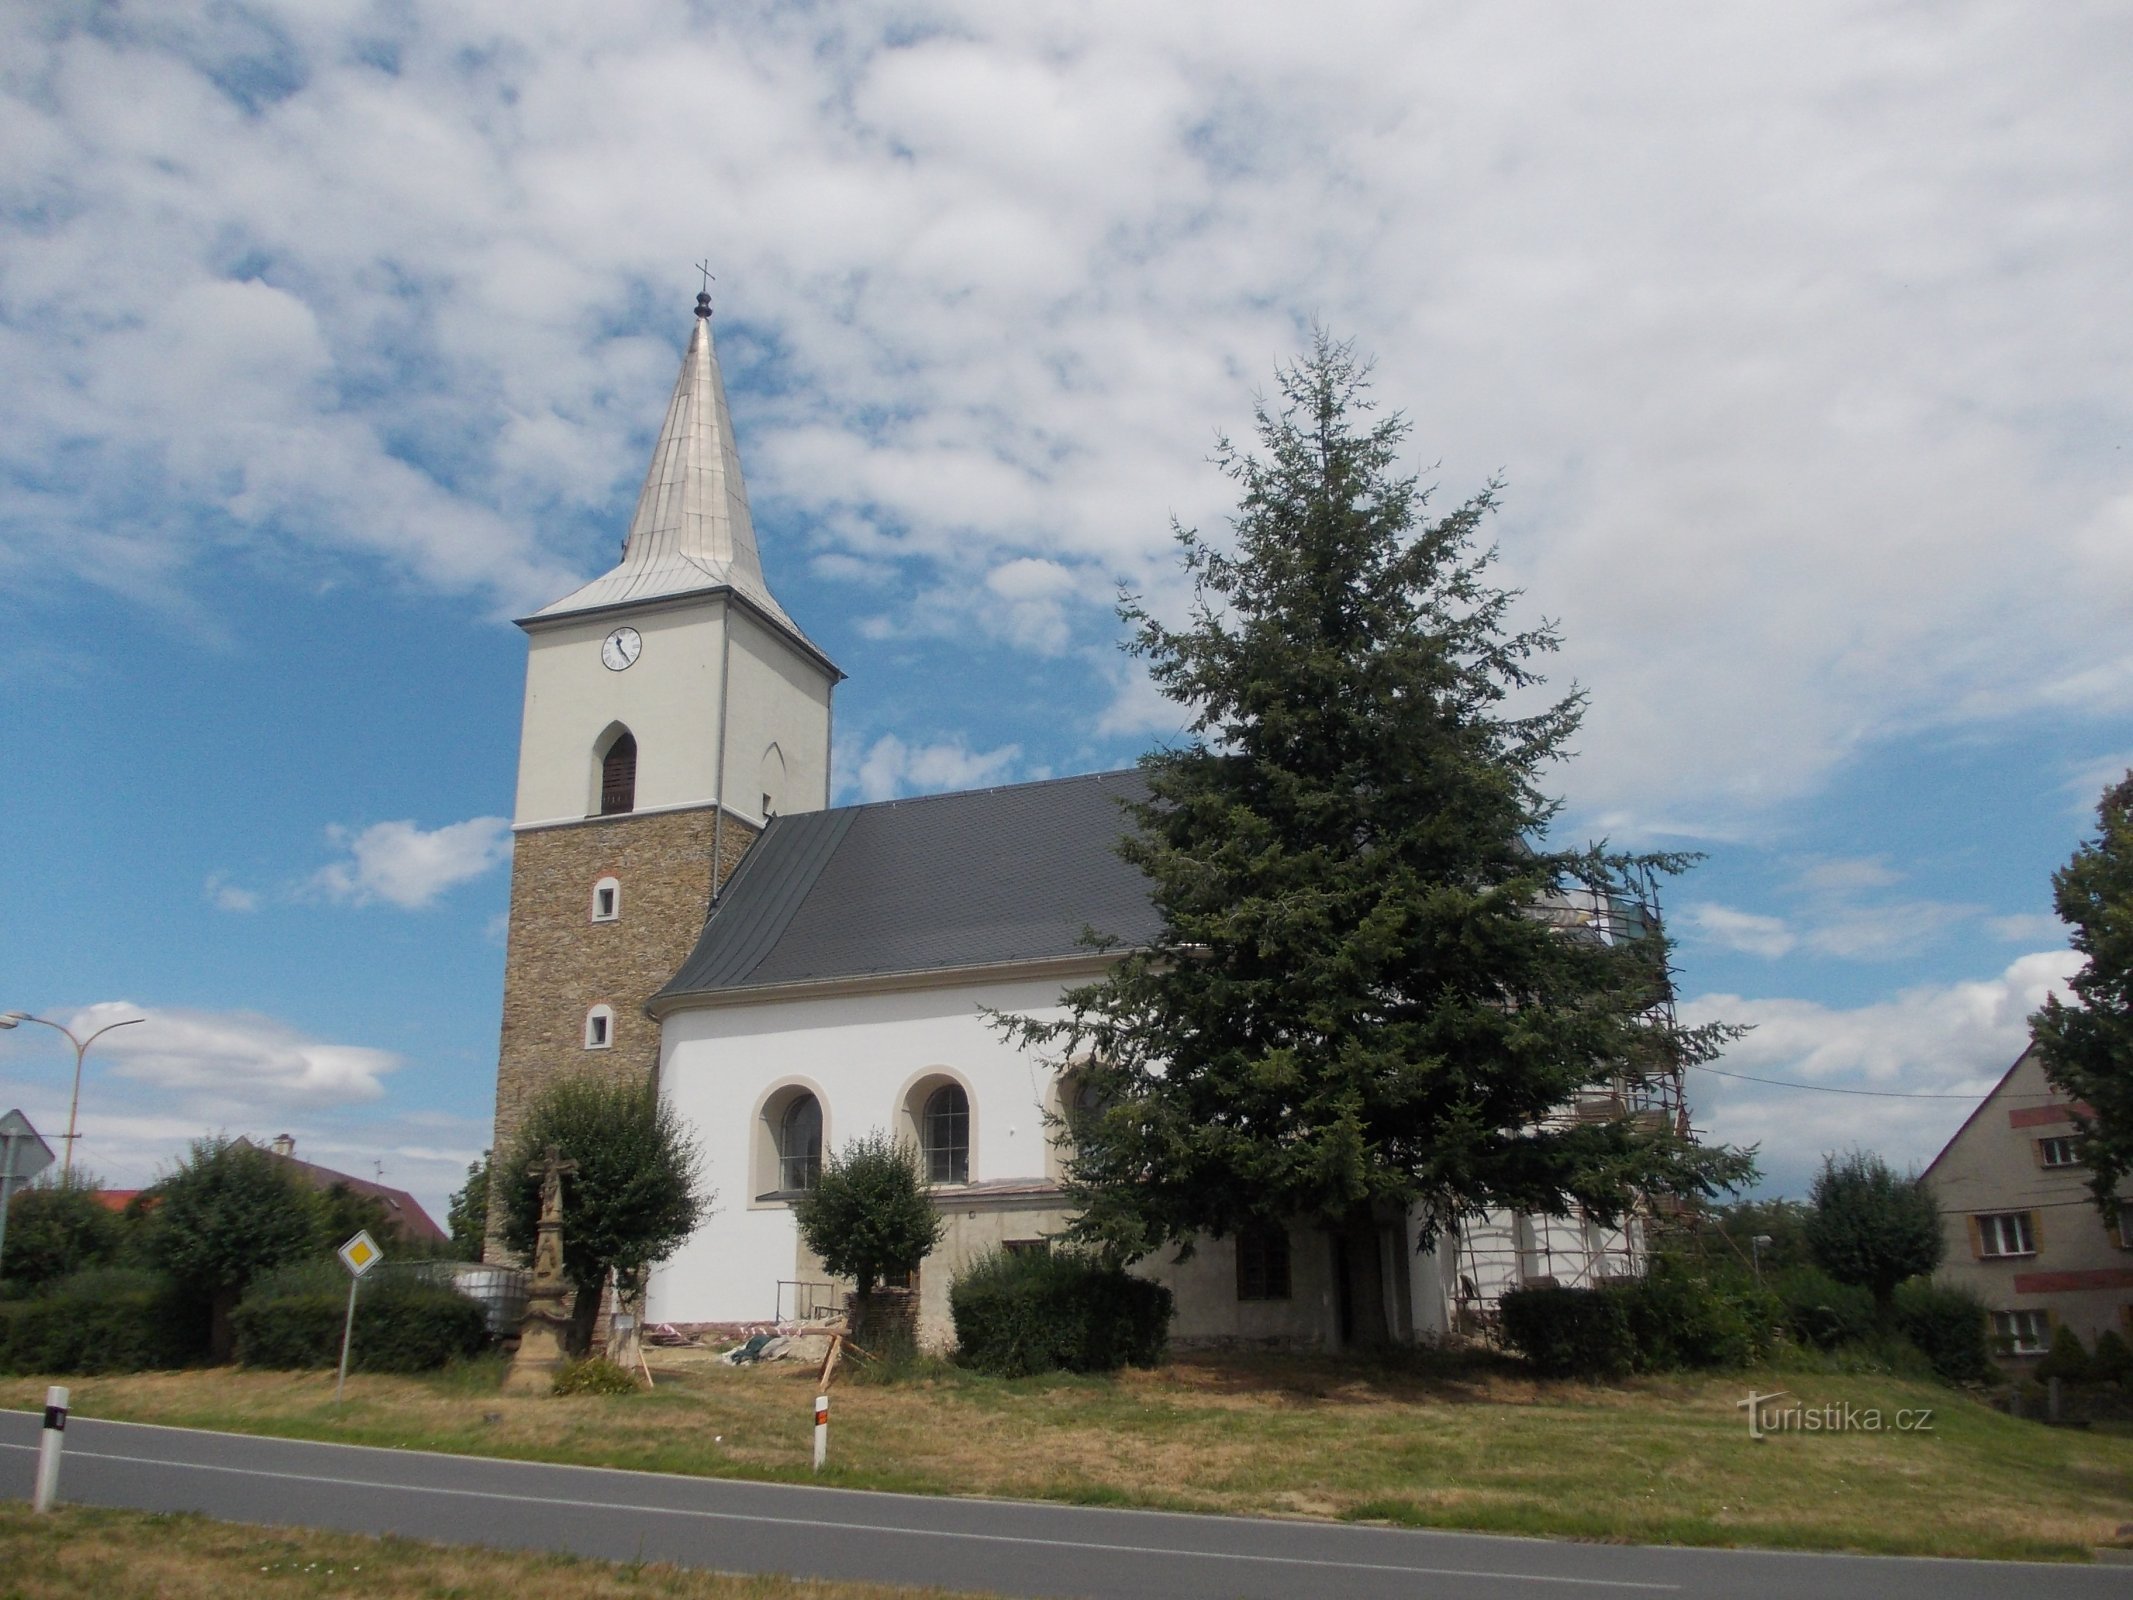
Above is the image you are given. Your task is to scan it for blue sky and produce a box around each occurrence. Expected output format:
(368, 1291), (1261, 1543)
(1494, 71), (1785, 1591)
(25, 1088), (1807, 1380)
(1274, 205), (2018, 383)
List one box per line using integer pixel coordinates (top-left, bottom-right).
(2, 2), (2127, 1227)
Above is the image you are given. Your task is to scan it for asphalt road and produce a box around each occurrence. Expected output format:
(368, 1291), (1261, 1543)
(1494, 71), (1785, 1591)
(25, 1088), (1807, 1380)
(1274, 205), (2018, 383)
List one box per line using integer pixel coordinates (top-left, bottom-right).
(3, 1409), (2126, 1598)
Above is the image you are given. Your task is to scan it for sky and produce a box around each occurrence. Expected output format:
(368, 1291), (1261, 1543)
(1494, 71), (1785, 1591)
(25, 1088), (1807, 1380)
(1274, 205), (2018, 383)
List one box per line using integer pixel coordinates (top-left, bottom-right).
(1, 1), (2127, 1231)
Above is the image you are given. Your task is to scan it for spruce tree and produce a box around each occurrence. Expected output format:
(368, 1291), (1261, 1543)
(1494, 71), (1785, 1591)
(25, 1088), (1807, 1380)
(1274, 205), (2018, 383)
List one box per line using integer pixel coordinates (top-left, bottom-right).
(1010, 333), (1750, 1342)
(2031, 770), (2133, 1225)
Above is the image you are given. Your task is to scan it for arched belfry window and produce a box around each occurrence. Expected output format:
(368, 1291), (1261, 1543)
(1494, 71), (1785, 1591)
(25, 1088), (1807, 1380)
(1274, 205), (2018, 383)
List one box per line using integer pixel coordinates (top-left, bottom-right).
(921, 1083), (970, 1185)
(778, 1093), (822, 1192)
(600, 732), (637, 815)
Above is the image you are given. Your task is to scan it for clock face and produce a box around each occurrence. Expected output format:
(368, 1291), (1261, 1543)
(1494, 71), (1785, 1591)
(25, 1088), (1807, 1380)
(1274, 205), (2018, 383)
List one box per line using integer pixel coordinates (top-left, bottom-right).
(600, 627), (643, 671)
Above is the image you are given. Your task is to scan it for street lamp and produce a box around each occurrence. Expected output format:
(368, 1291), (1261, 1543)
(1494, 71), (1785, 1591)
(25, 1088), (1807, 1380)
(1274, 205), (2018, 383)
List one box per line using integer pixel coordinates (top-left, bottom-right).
(1751, 1233), (1775, 1286)
(0, 1011), (145, 1180)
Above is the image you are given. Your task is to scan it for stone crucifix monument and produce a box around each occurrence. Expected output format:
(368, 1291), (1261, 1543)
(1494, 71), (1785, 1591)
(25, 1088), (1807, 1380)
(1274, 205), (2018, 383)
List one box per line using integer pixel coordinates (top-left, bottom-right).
(502, 1144), (579, 1395)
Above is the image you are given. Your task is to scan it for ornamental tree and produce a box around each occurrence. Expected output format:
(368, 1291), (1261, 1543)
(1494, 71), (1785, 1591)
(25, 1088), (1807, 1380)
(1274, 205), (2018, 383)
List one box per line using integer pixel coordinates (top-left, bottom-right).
(1804, 1151), (1942, 1317)
(793, 1130), (945, 1305)
(1, 1171), (129, 1292)
(1005, 333), (1751, 1343)
(499, 1075), (710, 1355)
(2030, 770), (2133, 1226)
(148, 1136), (325, 1360)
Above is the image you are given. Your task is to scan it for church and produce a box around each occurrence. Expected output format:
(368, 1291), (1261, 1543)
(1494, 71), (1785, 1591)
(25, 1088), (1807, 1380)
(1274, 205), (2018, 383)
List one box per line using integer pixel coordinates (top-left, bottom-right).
(488, 291), (1645, 1347)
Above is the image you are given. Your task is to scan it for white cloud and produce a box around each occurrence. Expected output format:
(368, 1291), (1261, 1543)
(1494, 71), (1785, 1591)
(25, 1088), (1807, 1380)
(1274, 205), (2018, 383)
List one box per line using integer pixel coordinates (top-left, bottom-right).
(307, 817), (511, 910)
(849, 733), (1024, 803)
(1987, 913), (2064, 944)
(0, 1001), (484, 1223)
(204, 873), (259, 913)
(1682, 903), (1795, 959)
(1682, 950), (2083, 1195)
(31, 1001), (401, 1111)
(0, 3), (2126, 836)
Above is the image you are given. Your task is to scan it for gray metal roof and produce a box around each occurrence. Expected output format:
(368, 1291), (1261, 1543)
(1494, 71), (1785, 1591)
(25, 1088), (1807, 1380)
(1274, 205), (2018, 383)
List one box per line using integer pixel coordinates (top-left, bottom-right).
(654, 769), (1160, 1005)
(524, 301), (829, 669)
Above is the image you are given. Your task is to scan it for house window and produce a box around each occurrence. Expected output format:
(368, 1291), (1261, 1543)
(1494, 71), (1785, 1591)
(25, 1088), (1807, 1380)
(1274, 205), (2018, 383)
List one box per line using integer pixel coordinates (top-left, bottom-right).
(778, 1093), (822, 1193)
(591, 877), (621, 923)
(1976, 1212), (2037, 1257)
(2037, 1136), (2080, 1168)
(584, 1005), (615, 1050)
(921, 1083), (970, 1184)
(1992, 1309), (2050, 1356)
(1236, 1221), (1291, 1301)
(600, 732), (637, 815)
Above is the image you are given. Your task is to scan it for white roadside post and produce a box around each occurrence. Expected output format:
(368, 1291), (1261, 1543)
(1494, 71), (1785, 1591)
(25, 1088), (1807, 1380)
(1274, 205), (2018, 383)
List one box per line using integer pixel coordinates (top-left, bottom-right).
(813, 1392), (829, 1472)
(32, 1385), (67, 1512)
(334, 1229), (383, 1403)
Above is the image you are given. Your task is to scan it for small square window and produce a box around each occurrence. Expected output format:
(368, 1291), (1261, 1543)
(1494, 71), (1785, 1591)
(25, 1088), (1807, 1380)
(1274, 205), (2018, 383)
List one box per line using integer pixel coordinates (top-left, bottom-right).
(2037, 1136), (2080, 1168)
(591, 877), (621, 923)
(584, 1006), (614, 1050)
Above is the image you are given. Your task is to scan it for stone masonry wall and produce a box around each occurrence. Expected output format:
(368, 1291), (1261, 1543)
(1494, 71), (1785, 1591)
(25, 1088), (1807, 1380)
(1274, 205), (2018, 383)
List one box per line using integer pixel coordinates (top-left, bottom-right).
(485, 804), (756, 1261)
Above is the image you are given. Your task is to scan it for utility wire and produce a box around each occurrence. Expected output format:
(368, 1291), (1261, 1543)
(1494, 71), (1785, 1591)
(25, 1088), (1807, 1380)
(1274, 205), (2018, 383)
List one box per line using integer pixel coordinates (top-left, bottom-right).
(1687, 1062), (2038, 1100)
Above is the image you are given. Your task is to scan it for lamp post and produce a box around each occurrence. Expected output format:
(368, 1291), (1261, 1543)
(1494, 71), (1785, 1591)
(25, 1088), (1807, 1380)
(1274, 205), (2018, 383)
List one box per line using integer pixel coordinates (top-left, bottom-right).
(0, 1012), (144, 1180)
(1751, 1233), (1775, 1286)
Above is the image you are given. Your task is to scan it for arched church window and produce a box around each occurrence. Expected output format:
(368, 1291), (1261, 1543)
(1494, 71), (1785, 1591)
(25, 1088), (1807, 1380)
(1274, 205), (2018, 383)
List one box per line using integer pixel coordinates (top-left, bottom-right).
(778, 1093), (822, 1192)
(600, 732), (637, 815)
(921, 1083), (969, 1185)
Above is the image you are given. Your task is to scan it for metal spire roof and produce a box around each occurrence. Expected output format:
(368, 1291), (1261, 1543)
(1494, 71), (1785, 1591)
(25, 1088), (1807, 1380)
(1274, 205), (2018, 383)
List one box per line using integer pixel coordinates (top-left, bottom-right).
(525, 291), (806, 641)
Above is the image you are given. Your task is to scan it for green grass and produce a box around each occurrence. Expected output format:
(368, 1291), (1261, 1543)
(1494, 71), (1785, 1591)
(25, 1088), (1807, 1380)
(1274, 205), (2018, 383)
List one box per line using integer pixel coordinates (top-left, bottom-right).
(0, 1503), (985, 1600)
(6, 1348), (2131, 1562)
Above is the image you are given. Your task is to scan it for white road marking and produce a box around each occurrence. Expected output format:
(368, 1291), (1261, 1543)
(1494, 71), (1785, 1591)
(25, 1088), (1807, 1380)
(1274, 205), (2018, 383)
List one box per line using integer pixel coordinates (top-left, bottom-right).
(1, 1439), (1677, 1591)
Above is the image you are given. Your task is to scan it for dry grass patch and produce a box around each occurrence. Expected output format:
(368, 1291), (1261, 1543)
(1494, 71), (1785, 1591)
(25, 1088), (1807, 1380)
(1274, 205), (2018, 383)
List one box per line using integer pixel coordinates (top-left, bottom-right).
(6, 1350), (2130, 1561)
(0, 1504), (986, 1600)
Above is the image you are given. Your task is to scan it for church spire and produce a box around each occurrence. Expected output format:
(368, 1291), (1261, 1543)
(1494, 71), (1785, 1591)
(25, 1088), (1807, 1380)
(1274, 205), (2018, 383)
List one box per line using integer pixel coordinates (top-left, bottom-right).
(527, 289), (801, 638)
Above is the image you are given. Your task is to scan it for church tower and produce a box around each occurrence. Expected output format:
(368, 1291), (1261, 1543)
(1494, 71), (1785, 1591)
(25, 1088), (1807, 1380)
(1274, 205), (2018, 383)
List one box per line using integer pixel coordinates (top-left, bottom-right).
(489, 290), (840, 1208)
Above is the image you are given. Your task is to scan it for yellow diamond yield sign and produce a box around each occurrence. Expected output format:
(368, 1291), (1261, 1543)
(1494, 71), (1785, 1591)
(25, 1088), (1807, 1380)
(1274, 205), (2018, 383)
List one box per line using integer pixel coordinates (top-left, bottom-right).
(338, 1230), (382, 1277)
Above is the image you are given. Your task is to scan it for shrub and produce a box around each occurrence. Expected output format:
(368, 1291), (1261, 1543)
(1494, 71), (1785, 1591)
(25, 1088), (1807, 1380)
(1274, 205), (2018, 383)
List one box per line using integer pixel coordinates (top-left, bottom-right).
(2089, 1327), (2132, 1388)
(950, 1249), (1172, 1377)
(1772, 1264), (1877, 1350)
(1496, 1285), (1635, 1379)
(2, 1175), (131, 1294)
(1620, 1258), (1780, 1370)
(553, 1356), (641, 1395)
(2032, 1323), (2093, 1385)
(232, 1276), (490, 1373)
(1890, 1277), (1993, 1383)
(0, 1268), (207, 1374)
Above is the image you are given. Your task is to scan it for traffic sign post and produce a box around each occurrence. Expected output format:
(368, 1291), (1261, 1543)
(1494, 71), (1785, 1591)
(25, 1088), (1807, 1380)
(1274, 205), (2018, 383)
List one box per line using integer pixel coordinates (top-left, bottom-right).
(334, 1230), (383, 1403)
(0, 1111), (56, 1286)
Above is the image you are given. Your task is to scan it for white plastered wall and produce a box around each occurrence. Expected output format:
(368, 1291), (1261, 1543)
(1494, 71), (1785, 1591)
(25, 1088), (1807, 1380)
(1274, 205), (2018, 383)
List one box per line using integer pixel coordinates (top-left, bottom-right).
(648, 974), (1073, 1327)
(513, 596), (833, 829)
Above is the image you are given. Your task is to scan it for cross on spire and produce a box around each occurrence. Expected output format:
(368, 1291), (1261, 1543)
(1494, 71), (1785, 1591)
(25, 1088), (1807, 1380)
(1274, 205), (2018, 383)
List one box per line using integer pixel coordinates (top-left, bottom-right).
(695, 260), (715, 318)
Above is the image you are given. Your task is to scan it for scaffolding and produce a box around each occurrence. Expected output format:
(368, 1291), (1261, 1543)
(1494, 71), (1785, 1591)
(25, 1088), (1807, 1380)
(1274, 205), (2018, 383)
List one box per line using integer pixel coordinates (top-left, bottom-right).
(1451, 866), (1695, 1339)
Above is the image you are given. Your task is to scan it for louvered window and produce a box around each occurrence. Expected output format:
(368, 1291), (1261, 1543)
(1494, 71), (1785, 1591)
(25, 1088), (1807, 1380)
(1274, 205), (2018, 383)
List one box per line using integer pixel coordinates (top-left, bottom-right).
(600, 733), (637, 815)
(1236, 1222), (1292, 1301)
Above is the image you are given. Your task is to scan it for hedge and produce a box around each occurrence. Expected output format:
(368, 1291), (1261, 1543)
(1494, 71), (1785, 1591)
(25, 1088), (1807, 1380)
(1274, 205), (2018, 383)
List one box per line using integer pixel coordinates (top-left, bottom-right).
(1499, 1263), (1782, 1379)
(1497, 1284), (1637, 1378)
(1771, 1264), (1877, 1350)
(950, 1249), (1173, 1377)
(0, 1268), (208, 1374)
(232, 1276), (491, 1373)
(1890, 1278), (1993, 1383)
